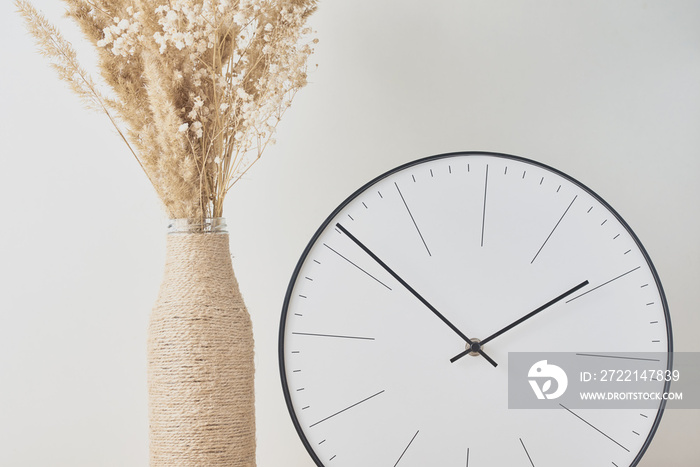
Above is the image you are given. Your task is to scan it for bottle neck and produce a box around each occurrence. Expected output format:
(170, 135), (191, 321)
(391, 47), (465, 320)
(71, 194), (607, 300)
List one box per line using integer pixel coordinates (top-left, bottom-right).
(167, 218), (228, 234)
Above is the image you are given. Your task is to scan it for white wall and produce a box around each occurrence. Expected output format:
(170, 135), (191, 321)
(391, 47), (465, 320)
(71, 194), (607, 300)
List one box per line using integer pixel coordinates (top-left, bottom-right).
(1, 1), (698, 465)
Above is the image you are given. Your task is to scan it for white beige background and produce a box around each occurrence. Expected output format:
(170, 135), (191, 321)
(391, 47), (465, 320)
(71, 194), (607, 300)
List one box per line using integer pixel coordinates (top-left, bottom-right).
(1, 1), (698, 465)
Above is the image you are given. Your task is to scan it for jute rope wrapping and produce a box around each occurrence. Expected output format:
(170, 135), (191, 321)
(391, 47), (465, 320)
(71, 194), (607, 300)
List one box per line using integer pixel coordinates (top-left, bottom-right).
(148, 233), (256, 466)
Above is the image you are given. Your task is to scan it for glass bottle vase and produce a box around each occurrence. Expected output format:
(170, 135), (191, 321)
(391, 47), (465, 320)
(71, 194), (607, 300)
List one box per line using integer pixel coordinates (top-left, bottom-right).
(148, 218), (256, 466)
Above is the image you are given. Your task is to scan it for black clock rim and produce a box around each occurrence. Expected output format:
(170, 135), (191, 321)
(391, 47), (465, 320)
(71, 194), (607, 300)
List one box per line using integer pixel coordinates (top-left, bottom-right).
(278, 150), (673, 467)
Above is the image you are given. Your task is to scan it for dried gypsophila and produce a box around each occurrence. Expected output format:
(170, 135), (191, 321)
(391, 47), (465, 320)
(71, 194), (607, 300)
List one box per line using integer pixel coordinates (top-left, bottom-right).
(16, 0), (318, 220)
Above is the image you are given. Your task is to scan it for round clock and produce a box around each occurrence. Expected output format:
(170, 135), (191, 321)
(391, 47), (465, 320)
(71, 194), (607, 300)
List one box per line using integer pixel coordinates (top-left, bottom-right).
(279, 152), (672, 466)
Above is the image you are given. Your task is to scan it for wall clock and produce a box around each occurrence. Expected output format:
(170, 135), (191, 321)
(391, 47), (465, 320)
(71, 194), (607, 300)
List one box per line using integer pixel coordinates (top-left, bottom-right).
(279, 152), (672, 466)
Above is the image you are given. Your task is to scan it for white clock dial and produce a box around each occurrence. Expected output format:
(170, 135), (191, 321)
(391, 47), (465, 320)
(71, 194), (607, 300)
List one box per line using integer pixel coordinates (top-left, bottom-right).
(280, 152), (671, 466)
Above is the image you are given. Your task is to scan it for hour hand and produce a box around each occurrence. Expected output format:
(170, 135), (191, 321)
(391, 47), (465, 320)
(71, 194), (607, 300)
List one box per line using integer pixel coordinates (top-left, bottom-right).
(450, 280), (589, 363)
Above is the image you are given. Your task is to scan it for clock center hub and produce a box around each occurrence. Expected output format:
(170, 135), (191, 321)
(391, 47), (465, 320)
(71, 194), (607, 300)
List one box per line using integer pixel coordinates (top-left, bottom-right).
(467, 338), (483, 356)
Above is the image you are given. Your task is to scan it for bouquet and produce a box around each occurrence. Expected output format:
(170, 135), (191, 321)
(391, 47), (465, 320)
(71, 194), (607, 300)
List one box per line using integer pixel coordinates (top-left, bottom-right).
(17, 0), (317, 220)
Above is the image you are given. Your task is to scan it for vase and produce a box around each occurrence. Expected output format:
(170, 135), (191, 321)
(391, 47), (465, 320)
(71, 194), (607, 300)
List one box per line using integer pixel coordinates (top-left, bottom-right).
(148, 218), (256, 466)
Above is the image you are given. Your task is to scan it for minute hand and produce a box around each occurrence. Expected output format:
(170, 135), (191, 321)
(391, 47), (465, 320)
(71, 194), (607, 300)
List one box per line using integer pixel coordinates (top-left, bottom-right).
(336, 223), (498, 367)
(449, 280), (589, 363)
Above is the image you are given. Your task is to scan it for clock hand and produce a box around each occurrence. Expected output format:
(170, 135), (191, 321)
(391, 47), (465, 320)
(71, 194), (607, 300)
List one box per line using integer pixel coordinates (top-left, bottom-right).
(335, 223), (498, 367)
(449, 280), (589, 363)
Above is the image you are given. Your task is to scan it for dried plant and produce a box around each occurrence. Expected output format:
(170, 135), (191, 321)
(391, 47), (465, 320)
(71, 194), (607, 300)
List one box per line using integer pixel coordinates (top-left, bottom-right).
(16, 0), (317, 220)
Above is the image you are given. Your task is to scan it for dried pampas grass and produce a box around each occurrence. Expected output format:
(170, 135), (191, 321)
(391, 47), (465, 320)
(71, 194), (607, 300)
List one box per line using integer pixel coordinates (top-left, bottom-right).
(16, 0), (317, 220)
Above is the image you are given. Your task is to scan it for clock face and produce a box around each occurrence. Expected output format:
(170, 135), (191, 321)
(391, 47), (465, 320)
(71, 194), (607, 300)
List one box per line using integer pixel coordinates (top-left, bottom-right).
(279, 152), (672, 466)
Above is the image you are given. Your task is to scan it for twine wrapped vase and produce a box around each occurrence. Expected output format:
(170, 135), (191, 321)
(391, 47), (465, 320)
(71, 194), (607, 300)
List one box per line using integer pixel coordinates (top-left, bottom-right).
(148, 218), (256, 466)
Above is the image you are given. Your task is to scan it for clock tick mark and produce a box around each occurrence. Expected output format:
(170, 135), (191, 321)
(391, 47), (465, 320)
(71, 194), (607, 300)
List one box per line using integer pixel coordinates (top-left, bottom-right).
(520, 438), (535, 467)
(650, 321), (658, 324)
(531, 195), (577, 264)
(305, 276), (313, 281)
(481, 165), (489, 247)
(624, 249), (631, 255)
(612, 462), (619, 467)
(347, 214), (354, 221)
(559, 404), (630, 452)
(412, 174), (416, 183)
(652, 340), (661, 343)
(449, 165), (452, 174)
(395, 182), (432, 256)
(468, 163), (470, 172)
(291, 351), (300, 354)
(540, 177), (544, 185)
(313, 260), (321, 264)
(292, 332), (375, 340)
(362, 202), (368, 209)
(647, 302), (655, 306)
(293, 369), (301, 373)
(566, 266), (641, 303)
(319, 440), (326, 445)
(297, 388), (305, 392)
(588, 206), (593, 213)
(601, 219), (608, 226)
(640, 413), (648, 418)
(430, 169), (434, 177)
(394, 430), (419, 467)
(641, 284), (649, 288)
(504, 166), (508, 175)
(632, 431), (640, 436)
(378, 191), (383, 199)
(576, 353), (660, 362)
(522, 170), (526, 179)
(323, 243), (392, 290)
(466, 447), (470, 467)
(302, 405), (309, 410)
(310, 390), (385, 428)
(298, 295), (307, 299)
(294, 313), (303, 316)
(613, 234), (620, 240)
